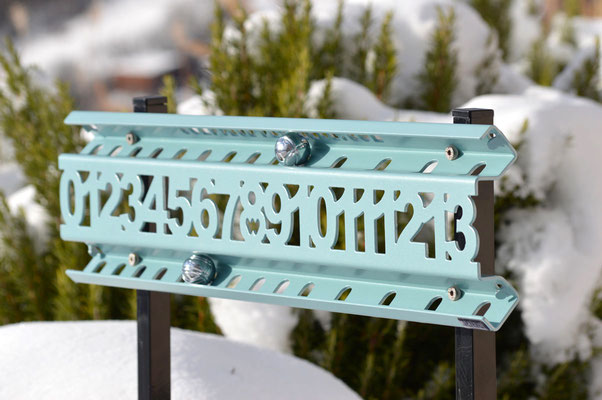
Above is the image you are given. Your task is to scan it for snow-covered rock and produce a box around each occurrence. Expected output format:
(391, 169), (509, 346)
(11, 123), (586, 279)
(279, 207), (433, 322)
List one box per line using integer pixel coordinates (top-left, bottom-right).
(0, 321), (360, 400)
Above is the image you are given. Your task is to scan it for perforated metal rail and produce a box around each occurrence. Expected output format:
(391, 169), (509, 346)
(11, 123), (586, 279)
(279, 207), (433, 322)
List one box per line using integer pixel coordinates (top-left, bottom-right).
(60, 111), (518, 331)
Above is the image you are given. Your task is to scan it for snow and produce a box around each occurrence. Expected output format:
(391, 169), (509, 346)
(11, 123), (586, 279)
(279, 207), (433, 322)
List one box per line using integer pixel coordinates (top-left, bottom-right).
(2, 0), (602, 391)
(305, 77), (448, 123)
(236, 0), (503, 107)
(463, 87), (602, 363)
(182, 79), (602, 364)
(0, 321), (360, 400)
(508, 0), (543, 62)
(553, 40), (602, 94)
(17, 0), (214, 81)
(209, 299), (298, 352)
(0, 163), (25, 197)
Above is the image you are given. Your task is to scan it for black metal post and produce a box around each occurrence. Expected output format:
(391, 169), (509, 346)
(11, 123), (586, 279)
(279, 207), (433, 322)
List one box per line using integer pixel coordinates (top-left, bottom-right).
(134, 96), (171, 400)
(452, 108), (497, 400)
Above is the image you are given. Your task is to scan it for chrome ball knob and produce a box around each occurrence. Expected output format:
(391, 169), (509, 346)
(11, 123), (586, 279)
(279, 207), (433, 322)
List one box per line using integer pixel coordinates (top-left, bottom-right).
(275, 133), (311, 166)
(182, 254), (216, 285)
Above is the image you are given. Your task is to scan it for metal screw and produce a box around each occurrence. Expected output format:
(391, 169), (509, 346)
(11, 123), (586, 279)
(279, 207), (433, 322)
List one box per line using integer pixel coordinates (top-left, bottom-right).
(182, 254), (217, 285)
(488, 131), (497, 139)
(275, 133), (311, 166)
(126, 132), (138, 145)
(447, 286), (461, 301)
(445, 145), (459, 161)
(128, 253), (140, 266)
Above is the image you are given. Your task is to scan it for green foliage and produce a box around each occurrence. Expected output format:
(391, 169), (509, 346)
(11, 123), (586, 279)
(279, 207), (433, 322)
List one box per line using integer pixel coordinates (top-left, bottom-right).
(470, 0), (513, 60)
(0, 39), (221, 333)
(352, 5), (373, 86)
(210, 0), (314, 117)
(571, 36), (601, 101)
(0, 38), (107, 323)
(475, 32), (501, 95)
(498, 348), (537, 399)
(417, 6), (458, 112)
(208, 0), (397, 116)
(313, 0), (344, 79)
(160, 74), (178, 113)
(592, 287), (602, 320)
(416, 362), (455, 400)
(0, 193), (53, 323)
(367, 11), (397, 101)
(539, 359), (589, 400)
(526, 37), (560, 86)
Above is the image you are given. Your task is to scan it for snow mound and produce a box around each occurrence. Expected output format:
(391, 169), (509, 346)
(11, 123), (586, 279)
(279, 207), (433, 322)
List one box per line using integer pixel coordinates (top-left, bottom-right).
(463, 87), (602, 362)
(0, 321), (360, 400)
(208, 298), (299, 353)
(305, 77), (448, 122)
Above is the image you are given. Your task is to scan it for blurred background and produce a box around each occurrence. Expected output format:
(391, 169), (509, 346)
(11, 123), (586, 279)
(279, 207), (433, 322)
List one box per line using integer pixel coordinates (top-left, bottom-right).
(1, 0), (602, 399)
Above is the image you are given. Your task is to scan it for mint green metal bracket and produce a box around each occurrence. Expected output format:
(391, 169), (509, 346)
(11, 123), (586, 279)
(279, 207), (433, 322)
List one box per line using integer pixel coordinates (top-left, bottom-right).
(60, 111), (518, 331)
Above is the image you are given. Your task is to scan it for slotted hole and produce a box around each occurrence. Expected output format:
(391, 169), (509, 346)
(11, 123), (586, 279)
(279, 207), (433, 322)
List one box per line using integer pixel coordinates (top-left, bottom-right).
(299, 283), (315, 297)
(150, 148), (164, 158)
(92, 262), (106, 273)
(474, 302), (491, 316)
(197, 150), (212, 161)
(380, 292), (396, 306)
(469, 163), (487, 176)
(173, 149), (188, 159)
(153, 268), (168, 280)
(330, 157), (348, 168)
(336, 287), (352, 301)
(250, 278), (266, 291)
(227, 275), (242, 288)
(246, 153), (261, 164)
(89, 144), (103, 155)
(112, 263), (126, 275)
(129, 147), (142, 157)
(133, 266), (146, 278)
(109, 146), (123, 156)
(274, 280), (290, 294)
(426, 297), (443, 311)
(222, 152), (237, 162)
(421, 160), (438, 174)
(374, 158), (392, 171)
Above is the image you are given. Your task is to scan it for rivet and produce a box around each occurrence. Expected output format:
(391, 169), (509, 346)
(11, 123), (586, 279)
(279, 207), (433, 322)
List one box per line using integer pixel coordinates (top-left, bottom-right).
(275, 133), (311, 166)
(447, 286), (461, 301)
(445, 145), (459, 161)
(126, 132), (139, 145)
(182, 254), (217, 285)
(128, 253), (140, 266)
